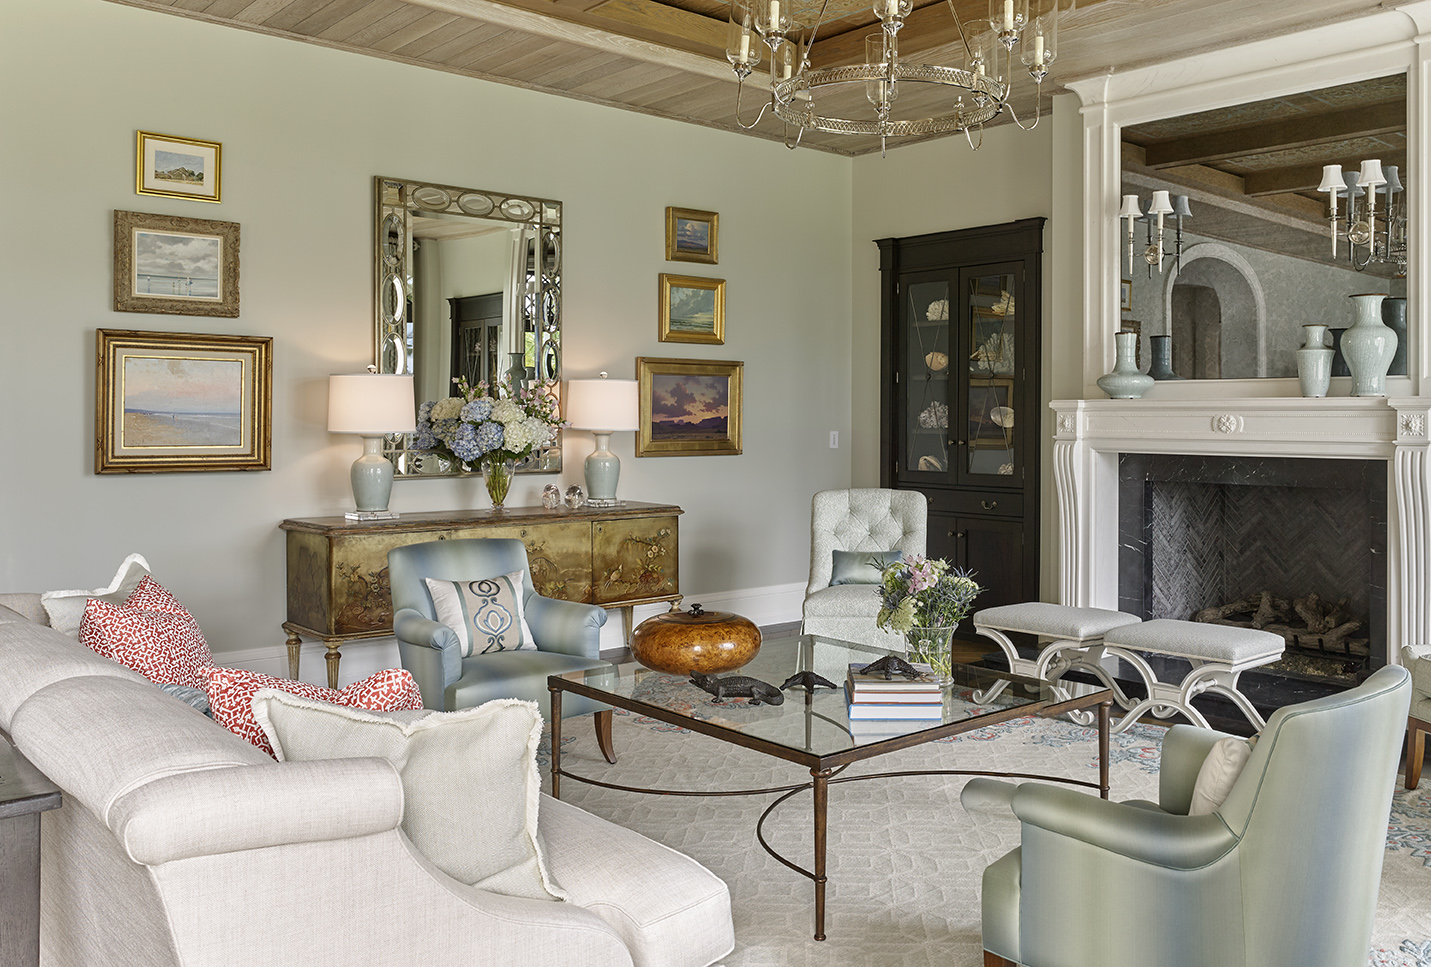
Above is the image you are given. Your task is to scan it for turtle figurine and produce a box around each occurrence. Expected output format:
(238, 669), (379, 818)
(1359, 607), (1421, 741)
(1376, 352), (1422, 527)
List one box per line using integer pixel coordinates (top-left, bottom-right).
(689, 671), (785, 706)
(780, 671), (839, 695)
(859, 655), (923, 681)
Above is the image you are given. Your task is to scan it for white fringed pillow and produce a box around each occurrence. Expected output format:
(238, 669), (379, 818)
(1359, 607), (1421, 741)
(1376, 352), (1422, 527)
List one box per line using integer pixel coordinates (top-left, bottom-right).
(1188, 735), (1255, 815)
(252, 692), (563, 902)
(40, 553), (151, 637)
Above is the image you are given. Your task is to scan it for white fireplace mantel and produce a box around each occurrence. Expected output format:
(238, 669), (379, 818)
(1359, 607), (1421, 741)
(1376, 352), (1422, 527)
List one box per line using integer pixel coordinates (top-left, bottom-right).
(1051, 397), (1431, 660)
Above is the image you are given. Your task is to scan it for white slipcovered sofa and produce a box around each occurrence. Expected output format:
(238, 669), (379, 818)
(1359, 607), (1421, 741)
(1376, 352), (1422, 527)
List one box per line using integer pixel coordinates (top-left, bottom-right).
(0, 594), (733, 967)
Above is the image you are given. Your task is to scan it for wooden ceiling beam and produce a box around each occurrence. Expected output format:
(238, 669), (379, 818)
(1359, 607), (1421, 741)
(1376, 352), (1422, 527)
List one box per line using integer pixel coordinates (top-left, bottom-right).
(587, 0), (727, 51)
(1243, 151), (1407, 196)
(1143, 101), (1404, 168)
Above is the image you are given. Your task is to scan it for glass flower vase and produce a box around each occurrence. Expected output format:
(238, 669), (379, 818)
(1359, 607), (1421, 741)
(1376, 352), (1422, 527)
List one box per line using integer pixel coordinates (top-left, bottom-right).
(482, 454), (517, 509)
(905, 626), (958, 687)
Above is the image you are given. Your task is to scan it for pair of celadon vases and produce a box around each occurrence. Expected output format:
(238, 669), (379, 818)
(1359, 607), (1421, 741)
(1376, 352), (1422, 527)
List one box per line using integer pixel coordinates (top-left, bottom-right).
(1297, 294), (1402, 398)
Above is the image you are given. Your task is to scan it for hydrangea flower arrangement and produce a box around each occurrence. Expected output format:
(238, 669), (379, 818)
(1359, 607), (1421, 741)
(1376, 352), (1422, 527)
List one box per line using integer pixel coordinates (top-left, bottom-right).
(413, 376), (565, 505)
(874, 555), (982, 633)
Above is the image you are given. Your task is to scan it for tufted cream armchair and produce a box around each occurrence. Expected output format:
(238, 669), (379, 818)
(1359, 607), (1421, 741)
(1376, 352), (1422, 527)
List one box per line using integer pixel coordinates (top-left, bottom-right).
(1404, 644), (1431, 788)
(801, 488), (927, 649)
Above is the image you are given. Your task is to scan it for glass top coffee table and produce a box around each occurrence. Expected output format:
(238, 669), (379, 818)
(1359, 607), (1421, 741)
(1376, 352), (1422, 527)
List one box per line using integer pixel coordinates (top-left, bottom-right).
(548, 634), (1112, 941)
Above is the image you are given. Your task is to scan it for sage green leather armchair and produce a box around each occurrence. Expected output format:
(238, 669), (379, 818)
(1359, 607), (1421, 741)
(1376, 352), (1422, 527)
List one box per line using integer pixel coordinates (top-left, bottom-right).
(964, 663), (1411, 967)
(389, 538), (617, 762)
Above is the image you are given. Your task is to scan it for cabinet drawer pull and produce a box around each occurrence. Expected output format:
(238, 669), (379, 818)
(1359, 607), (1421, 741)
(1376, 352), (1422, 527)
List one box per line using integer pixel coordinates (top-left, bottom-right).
(981, 500), (998, 510)
(947, 530), (955, 538)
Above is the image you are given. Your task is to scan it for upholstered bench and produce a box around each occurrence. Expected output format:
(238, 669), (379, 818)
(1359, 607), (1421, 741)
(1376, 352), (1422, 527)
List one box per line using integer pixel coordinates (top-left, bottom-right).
(1099, 618), (1284, 733)
(971, 603), (1142, 709)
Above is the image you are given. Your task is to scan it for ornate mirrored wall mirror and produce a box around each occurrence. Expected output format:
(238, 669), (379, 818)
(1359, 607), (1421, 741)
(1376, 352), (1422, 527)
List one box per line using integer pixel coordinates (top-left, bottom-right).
(1118, 74), (1408, 380)
(374, 176), (562, 476)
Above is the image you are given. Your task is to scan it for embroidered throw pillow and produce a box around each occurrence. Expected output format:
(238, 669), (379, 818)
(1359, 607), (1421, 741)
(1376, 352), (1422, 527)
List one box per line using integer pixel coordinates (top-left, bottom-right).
(424, 572), (537, 656)
(1188, 734), (1256, 816)
(252, 692), (564, 902)
(203, 666), (424, 757)
(78, 576), (213, 689)
(41, 552), (151, 637)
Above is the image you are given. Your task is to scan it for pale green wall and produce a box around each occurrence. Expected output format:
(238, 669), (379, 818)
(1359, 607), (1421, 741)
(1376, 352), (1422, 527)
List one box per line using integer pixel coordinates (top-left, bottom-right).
(0, 0), (856, 656)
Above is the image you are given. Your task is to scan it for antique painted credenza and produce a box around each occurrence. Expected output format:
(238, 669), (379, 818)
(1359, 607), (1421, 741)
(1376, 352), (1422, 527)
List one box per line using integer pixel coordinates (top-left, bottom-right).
(281, 502), (682, 687)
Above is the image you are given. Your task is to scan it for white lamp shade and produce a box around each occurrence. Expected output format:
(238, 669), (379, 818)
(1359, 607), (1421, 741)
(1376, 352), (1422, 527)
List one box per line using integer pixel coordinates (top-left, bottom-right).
(1359, 159), (1386, 188)
(328, 374), (417, 435)
(1148, 190), (1174, 215)
(1118, 194), (1143, 220)
(1318, 164), (1344, 193)
(566, 378), (639, 432)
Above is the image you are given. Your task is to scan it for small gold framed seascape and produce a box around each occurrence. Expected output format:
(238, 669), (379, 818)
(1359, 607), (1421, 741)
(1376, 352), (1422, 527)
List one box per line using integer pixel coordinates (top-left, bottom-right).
(636, 357), (742, 457)
(659, 273), (725, 345)
(96, 329), (272, 474)
(665, 207), (718, 264)
(114, 210), (240, 317)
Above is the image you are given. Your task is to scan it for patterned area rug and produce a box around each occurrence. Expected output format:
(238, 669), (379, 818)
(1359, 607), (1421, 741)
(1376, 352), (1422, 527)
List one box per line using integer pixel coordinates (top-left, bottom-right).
(539, 708), (1431, 967)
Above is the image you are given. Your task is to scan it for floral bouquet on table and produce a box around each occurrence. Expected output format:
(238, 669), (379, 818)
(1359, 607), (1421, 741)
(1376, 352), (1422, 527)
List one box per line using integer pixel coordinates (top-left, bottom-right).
(874, 555), (982, 685)
(413, 376), (565, 508)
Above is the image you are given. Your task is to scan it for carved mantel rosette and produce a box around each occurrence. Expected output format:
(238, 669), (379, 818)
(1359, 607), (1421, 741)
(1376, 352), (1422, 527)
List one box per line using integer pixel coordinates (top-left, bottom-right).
(1050, 397), (1427, 662)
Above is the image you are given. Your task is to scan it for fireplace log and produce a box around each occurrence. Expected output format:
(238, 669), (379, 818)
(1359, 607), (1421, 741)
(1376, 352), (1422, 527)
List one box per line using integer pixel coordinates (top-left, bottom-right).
(1294, 593), (1328, 633)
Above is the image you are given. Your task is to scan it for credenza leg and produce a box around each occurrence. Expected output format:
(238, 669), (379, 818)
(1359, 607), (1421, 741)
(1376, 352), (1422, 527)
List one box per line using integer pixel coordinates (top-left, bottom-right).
(324, 641), (342, 690)
(285, 632), (302, 680)
(620, 606), (634, 645)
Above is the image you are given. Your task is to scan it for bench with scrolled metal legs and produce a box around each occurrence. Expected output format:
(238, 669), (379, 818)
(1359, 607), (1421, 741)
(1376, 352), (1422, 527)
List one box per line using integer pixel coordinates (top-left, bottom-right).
(974, 605), (1285, 734)
(970, 603), (1143, 717)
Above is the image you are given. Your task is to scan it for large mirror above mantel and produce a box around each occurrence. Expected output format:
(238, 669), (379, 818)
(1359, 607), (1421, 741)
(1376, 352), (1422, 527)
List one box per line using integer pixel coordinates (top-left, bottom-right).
(374, 176), (562, 477)
(1119, 74), (1408, 380)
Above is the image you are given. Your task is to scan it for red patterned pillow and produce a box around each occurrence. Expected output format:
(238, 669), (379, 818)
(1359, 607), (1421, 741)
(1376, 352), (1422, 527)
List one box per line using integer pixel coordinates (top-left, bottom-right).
(78, 576), (213, 689)
(203, 666), (424, 757)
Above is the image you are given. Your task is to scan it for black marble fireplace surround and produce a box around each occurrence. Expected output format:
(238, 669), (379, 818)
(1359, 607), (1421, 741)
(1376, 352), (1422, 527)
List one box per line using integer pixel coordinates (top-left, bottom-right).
(1107, 454), (1387, 728)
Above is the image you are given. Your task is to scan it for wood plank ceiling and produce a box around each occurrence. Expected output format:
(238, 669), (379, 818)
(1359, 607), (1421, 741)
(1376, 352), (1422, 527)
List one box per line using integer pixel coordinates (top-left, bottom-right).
(107, 0), (1391, 156)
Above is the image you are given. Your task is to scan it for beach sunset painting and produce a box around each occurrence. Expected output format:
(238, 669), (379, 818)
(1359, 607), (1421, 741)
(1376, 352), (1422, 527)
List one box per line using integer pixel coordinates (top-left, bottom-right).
(650, 373), (728, 441)
(122, 355), (244, 448)
(134, 230), (222, 301)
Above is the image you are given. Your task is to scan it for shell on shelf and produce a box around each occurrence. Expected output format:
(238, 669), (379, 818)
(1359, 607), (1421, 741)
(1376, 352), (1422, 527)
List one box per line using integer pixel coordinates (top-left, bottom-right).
(990, 406), (1015, 428)
(924, 351), (949, 372)
(917, 454), (946, 472)
(925, 299), (949, 321)
(918, 402), (949, 429)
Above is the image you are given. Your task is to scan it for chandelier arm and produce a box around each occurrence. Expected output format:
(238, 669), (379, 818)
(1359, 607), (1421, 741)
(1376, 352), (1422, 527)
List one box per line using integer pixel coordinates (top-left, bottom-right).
(783, 123), (806, 150)
(802, 0), (834, 54)
(1004, 88), (1043, 131)
(734, 76), (772, 130)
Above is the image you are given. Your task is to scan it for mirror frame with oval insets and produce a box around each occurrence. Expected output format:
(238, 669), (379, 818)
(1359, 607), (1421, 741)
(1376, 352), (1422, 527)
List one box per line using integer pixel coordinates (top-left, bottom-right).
(374, 176), (562, 477)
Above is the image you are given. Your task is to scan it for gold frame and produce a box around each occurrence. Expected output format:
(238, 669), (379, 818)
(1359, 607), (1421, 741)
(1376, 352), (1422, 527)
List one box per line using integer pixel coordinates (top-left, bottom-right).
(114, 210), (240, 317)
(636, 357), (742, 457)
(658, 273), (726, 345)
(1120, 278), (1133, 311)
(665, 207), (718, 264)
(96, 329), (272, 474)
(136, 131), (222, 203)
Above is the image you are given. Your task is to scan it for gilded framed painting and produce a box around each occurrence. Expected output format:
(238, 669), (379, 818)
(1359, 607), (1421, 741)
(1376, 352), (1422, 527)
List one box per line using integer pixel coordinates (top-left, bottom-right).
(665, 207), (718, 264)
(136, 131), (222, 203)
(636, 357), (742, 457)
(659, 273), (725, 345)
(95, 329), (272, 474)
(114, 210), (240, 317)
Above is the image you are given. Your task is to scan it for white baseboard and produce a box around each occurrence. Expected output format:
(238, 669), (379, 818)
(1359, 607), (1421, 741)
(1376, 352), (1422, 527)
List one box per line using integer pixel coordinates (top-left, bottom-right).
(215, 582), (807, 686)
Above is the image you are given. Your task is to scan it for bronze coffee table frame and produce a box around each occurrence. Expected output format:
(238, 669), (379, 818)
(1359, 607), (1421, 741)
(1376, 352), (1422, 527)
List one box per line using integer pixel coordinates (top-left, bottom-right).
(548, 660), (1112, 942)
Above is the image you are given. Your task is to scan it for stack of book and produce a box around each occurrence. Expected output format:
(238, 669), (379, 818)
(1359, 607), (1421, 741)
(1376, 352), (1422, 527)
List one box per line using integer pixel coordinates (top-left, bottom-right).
(845, 661), (945, 733)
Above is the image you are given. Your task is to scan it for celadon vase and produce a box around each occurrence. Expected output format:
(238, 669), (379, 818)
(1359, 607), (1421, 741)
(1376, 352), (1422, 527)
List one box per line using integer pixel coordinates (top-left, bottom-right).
(1295, 324), (1333, 398)
(1342, 293), (1396, 397)
(1096, 330), (1154, 399)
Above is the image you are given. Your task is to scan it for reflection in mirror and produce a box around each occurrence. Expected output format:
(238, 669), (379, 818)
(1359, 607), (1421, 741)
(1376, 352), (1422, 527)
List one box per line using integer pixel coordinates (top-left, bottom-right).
(375, 177), (561, 475)
(1119, 74), (1408, 379)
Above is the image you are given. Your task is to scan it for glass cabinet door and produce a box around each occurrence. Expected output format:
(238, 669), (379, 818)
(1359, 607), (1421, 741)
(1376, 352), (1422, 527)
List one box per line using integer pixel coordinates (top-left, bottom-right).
(962, 268), (1020, 483)
(902, 277), (953, 477)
